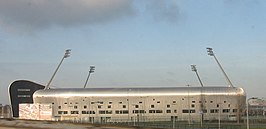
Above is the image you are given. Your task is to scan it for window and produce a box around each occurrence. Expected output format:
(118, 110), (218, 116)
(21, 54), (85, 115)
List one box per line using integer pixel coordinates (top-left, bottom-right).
(71, 111), (79, 114)
(58, 111), (63, 114)
(58, 106), (61, 109)
(106, 110), (112, 114)
(233, 109), (237, 112)
(182, 109), (195, 113)
(192, 101), (195, 103)
(223, 109), (230, 113)
(182, 110), (189, 113)
(109, 102), (112, 104)
(74, 106), (78, 109)
(133, 110), (145, 114)
(149, 110), (155, 113)
(115, 110), (128, 114)
(210, 101), (213, 103)
(108, 105), (111, 108)
(167, 105), (170, 108)
(139, 101), (143, 104)
(99, 110), (106, 114)
(58, 111), (68, 114)
(156, 110), (163, 113)
(173, 100), (177, 103)
(228, 104), (231, 107)
(151, 105), (154, 108)
(123, 105), (126, 108)
(166, 110), (171, 113)
(98, 105), (102, 109)
(84, 106), (87, 109)
(191, 104), (195, 108)
(224, 101), (226, 103)
(157, 101), (160, 103)
(210, 109), (219, 113)
(135, 105), (139, 108)
(174, 110), (177, 113)
(119, 102), (123, 104)
(217, 104), (219, 107)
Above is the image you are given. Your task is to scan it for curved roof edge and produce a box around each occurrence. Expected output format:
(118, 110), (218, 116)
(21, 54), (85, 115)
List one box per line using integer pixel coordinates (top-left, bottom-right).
(34, 86), (246, 97)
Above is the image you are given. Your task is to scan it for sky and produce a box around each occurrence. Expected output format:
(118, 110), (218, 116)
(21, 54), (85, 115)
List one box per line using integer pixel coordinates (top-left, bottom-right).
(0, 0), (266, 104)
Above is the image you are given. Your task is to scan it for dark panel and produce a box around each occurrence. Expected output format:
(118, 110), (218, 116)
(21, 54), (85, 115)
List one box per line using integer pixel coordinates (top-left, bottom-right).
(9, 80), (45, 117)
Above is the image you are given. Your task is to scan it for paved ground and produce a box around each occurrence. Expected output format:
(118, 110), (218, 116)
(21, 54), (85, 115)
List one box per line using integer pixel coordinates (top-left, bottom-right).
(0, 119), (145, 129)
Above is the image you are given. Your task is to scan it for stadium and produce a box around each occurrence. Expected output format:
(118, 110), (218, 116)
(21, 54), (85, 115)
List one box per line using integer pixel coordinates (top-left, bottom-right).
(9, 80), (246, 123)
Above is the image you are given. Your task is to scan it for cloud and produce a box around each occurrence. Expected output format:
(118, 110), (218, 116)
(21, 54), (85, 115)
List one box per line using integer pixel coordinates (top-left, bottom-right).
(145, 0), (180, 23)
(0, 0), (135, 31)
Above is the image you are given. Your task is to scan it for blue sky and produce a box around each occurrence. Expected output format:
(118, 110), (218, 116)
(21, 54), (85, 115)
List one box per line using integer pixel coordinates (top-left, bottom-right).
(1, 0), (266, 104)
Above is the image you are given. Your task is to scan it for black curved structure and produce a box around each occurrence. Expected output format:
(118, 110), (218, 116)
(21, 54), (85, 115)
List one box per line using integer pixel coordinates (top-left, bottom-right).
(9, 80), (45, 117)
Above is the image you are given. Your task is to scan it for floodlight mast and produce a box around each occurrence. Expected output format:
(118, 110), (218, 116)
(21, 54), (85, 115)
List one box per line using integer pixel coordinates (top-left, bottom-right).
(45, 49), (71, 90)
(83, 65), (95, 88)
(206, 47), (234, 87)
(191, 64), (204, 87)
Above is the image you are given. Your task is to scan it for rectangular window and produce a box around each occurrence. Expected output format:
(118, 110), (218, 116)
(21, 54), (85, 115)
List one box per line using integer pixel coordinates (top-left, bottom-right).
(210, 109), (219, 113)
(58, 111), (63, 114)
(74, 106), (78, 109)
(133, 110), (145, 114)
(98, 105), (102, 109)
(139, 101), (143, 104)
(106, 110), (112, 114)
(149, 110), (155, 113)
(151, 105), (154, 108)
(135, 105), (139, 108)
(71, 111), (79, 114)
(90, 111), (95, 114)
(233, 109), (237, 112)
(166, 110), (171, 113)
(192, 101), (195, 103)
(84, 106), (87, 109)
(167, 105), (170, 108)
(58, 106), (61, 109)
(157, 101), (160, 103)
(82, 111), (87, 114)
(109, 102), (112, 104)
(123, 105), (126, 108)
(156, 110), (163, 113)
(191, 104), (195, 108)
(108, 105), (111, 108)
(223, 109), (230, 113)
(182, 109), (195, 113)
(182, 110), (189, 113)
(99, 111), (106, 114)
(115, 110), (128, 114)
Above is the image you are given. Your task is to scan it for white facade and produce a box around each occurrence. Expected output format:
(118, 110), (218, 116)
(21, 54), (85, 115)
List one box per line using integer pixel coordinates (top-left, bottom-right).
(33, 86), (246, 123)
